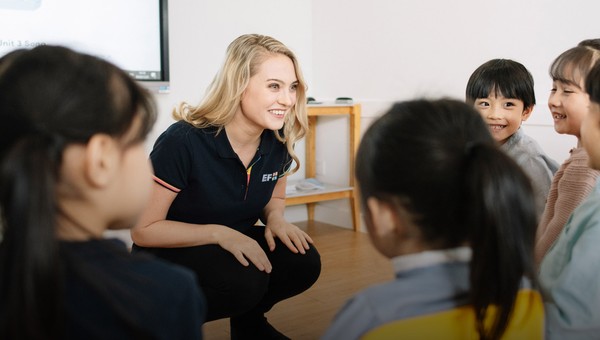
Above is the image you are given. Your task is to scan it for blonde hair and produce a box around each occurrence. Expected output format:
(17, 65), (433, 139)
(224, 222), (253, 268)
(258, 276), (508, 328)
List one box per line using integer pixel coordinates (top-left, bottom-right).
(173, 34), (308, 175)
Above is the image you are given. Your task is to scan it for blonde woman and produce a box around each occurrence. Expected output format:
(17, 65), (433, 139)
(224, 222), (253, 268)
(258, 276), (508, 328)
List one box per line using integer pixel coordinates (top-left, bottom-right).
(131, 34), (321, 339)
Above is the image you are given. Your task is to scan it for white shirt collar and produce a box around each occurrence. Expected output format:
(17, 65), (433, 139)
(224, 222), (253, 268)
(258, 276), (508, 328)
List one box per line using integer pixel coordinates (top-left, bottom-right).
(391, 246), (472, 273)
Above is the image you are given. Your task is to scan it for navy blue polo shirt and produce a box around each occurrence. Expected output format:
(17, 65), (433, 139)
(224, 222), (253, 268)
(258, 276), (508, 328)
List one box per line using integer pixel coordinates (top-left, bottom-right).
(150, 121), (291, 232)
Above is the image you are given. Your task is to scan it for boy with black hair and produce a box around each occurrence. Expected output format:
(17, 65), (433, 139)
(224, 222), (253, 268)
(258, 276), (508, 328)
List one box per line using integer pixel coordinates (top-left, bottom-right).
(466, 59), (559, 217)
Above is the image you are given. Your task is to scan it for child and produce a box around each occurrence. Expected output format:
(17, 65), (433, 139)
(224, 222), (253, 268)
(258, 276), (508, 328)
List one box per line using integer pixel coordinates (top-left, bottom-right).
(538, 59), (600, 339)
(534, 43), (600, 264)
(0, 46), (205, 339)
(323, 99), (543, 340)
(466, 59), (559, 217)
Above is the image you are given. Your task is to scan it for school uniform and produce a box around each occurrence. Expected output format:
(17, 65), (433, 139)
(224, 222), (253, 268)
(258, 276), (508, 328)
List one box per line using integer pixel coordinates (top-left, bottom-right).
(323, 247), (541, 340)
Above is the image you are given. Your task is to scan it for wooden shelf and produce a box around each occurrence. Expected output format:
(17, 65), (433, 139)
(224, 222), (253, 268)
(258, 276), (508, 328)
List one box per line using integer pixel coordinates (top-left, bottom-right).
(286, 181), (353, 204)
(285, 103), (361, 231)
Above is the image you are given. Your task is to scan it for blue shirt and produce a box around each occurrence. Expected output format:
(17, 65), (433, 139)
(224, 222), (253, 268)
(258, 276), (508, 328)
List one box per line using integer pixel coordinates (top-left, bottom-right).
(322, 248), (472, 340)
(539, 179), (600, 339)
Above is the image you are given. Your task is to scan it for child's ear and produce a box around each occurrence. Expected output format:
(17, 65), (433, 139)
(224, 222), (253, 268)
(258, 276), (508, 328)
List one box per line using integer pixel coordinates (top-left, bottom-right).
(521, 105), (534, 122)
(83, 134), (119, 188)
(366, 197), (401, 237)
(366, 197), (425, 256)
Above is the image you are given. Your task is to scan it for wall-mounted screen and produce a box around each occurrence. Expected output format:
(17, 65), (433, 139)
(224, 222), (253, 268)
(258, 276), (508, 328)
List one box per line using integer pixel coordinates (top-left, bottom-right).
(0, 0), (170, 93)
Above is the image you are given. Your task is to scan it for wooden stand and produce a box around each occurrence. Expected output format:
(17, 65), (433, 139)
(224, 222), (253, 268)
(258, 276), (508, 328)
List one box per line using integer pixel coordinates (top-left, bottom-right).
(285, 103), (361, 231)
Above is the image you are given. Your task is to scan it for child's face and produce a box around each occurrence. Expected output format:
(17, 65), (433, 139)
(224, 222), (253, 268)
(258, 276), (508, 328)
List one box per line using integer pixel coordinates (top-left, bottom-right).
(548, 80), (590, 138)
(109, 141), (154, 229)
(473, 94), (532, 145)
(581, 101), (600, 169)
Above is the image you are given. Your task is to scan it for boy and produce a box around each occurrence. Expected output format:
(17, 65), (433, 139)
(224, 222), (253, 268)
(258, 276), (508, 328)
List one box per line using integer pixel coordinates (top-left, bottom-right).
(466, 59), (558, 217)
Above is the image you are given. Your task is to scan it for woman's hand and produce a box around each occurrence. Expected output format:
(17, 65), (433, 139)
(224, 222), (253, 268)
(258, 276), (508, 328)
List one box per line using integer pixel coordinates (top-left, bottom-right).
(264, 217), (313, 254)
(216, 227), (272, 273)
(262, 176), (313, 254)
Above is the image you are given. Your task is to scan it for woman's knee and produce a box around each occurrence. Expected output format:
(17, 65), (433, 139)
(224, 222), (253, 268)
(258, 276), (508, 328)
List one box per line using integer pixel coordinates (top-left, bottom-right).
(216, 264), (270, 298)
(202, 263), (270, 320)
(272, 244), (321, 288)
(296, 245), (321, 286)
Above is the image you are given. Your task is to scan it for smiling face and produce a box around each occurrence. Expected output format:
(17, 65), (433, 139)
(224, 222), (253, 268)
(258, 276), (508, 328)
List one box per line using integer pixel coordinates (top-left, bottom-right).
(473, 93), (532, 144)
(548, 80), (590, 138)
(237, 53), (298, 132)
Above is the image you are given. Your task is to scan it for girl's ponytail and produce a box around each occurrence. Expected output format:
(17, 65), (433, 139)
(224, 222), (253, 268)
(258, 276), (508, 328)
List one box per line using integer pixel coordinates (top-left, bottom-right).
(0, 135), (65, 339)
(356, 99), (539, 340)
(462, 143), (537, 340)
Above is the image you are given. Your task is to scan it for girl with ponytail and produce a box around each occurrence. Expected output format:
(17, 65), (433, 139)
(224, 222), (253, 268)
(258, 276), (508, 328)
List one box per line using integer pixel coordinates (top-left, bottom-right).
(0, 45), (205, 339)
(323, 99), (543, 340)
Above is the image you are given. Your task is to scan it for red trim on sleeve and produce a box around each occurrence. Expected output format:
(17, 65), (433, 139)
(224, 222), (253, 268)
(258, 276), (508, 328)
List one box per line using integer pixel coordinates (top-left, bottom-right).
(153, 175), (181, 193)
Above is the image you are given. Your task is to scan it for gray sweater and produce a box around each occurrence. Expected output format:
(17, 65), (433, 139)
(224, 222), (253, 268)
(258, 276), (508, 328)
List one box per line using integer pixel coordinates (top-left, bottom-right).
(501, 128), (559, 217)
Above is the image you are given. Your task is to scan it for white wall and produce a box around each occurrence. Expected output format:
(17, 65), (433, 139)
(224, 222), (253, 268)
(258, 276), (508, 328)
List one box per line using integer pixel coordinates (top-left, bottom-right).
(150, 0), (313, 145)
(307, 0), (598, 229)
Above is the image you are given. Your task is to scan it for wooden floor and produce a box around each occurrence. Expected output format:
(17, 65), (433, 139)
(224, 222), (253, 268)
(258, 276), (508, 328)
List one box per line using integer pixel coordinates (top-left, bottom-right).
(203, 220), (394, 340)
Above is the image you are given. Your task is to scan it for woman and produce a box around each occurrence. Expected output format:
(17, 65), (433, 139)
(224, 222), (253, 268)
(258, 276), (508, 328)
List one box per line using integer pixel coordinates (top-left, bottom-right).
(131, 34), (321, 340)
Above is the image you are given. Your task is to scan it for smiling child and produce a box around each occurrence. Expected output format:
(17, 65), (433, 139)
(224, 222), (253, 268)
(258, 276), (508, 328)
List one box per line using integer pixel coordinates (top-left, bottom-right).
(534, 42), (600, 264)
(466, 59), (559, 217)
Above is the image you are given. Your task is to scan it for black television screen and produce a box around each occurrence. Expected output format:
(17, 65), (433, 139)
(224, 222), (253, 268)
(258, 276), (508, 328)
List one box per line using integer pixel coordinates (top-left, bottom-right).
(0, 0), (170, 93)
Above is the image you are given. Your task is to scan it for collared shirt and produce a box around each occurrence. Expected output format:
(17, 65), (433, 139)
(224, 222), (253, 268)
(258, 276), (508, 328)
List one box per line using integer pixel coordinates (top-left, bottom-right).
(323, 246), (539, 340)
(150, 121), (290, 232)
(322, 247), (472, 340)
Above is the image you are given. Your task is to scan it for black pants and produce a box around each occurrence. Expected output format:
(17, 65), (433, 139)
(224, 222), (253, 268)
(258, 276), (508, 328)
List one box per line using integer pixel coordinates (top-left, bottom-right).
(133, 226), (321, 322)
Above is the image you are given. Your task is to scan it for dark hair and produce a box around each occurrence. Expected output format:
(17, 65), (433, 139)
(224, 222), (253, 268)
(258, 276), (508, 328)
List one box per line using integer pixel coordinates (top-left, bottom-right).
(586, 60), (600, 104)
(578, 38), (600, 51)
(356, 99), (538, 340)
(466, 59), (535, 109)
(550, 44), (600, 87)
(0, 45), (156, 339)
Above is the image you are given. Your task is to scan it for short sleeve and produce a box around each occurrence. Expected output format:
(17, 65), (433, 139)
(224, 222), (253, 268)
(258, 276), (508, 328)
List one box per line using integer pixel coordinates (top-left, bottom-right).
(150, 123), (194, 192)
